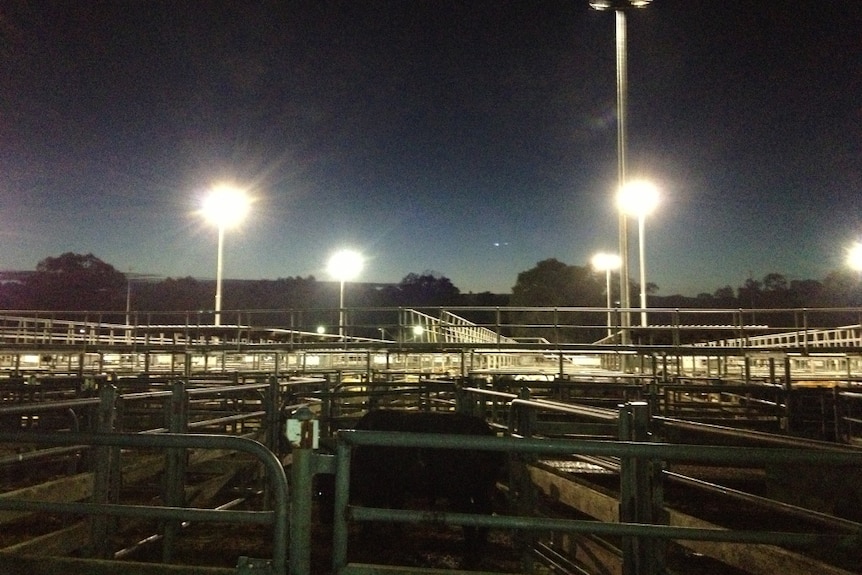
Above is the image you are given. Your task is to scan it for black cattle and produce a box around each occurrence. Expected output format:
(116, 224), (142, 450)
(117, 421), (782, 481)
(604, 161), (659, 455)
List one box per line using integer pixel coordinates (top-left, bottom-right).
(343, 409), (505, 560)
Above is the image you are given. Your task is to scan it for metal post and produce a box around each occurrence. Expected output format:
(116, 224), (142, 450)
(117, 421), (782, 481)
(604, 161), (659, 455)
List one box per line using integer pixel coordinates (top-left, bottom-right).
(605, 267), (614, 338)
(90, 382), (117, 558)
(783, 356), (793, 432)
(619, 401), (662, 575)
(638, 213), (648, 327)
(338, 279), (346, 340)
(331, 441), (352, 573)
(619, 403), (636, 574)
(162, 380), (188, 562)
(289, 408), (316, 575)
(266, 376), (281, 455)
(214, 224), (224, 326)
(616, 9), (632, 349)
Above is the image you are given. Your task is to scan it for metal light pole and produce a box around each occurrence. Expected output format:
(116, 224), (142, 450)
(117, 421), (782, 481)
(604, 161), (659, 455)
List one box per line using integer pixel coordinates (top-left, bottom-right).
(618, 180), (659, 327)
(589, 0), (653, 345)
(215, 223), (225, 325)
(202, 184), (250, 327)
(592, 252), (622, 339)
(327, 249), (364, 340)
(125, 268), (133, 327)
(636, 212), (647, 326)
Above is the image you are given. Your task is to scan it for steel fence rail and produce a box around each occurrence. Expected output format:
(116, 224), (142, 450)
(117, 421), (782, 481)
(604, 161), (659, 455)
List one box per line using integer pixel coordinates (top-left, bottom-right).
(0, 431), (288, 575)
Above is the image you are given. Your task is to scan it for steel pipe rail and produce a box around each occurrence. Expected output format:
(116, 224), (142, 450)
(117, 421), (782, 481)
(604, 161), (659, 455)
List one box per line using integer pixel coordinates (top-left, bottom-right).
(655, 416), (862, 451)
(337, 430), (862, 464)
(332, 429), (862, 574)
(0, 397), (99, 416)
(511, 397), (620, 421)
(663, 470), (862, 533)
(349, 506), (855, 548)
(0, 431), (288, 575)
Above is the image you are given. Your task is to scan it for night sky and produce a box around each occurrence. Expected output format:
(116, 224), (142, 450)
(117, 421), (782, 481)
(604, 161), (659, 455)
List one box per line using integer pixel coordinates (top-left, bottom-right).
(1, 0), (860, 296)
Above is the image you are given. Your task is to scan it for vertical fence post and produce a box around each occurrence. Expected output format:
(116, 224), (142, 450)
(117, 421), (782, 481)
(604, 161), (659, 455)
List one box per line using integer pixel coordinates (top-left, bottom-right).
(634, 401), (663, 575)
(90, 382), (117, 558)
(619, 401), (663, 575)
(332, 440), (352, 574)
(460, 348), (467, 379)
(321, 374), (333, 437)
(289, 407), (316, 575)
(783, 356), (793, 432)
(162, 380), (188, 562)
(262, 375), (282, 510)
(266, 375), (281, 455)
(618, 402), (637, 574)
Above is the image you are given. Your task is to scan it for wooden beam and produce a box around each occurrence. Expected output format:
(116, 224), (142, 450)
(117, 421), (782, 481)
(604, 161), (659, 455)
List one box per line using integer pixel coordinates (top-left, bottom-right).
(0, 522), (89, 556)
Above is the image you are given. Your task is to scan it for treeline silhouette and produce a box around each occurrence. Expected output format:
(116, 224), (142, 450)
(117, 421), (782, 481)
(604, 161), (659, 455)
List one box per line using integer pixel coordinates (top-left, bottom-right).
(2, 254), (860, 337)
(0, 253), (507, 314)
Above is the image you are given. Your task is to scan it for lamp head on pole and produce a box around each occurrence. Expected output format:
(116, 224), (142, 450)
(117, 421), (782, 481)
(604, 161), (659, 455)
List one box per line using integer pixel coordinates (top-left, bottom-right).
(592, 252), (622, 273)
(848, 242), (862, 272)
(202, 184), (251, 229)
(327, 249), (364, 282)
(617, 180), (660, 219)
(589, 0), (652, 10)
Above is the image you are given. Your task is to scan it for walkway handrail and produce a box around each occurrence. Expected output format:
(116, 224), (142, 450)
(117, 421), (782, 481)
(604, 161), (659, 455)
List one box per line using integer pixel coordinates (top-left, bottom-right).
(3, 307), (862, 350)
(0, 431), (288, 575)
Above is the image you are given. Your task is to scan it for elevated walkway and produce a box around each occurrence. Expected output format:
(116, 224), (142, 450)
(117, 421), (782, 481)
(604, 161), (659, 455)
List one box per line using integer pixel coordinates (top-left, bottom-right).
(701, 324), (862, 350)
(3, 308), (862, 380)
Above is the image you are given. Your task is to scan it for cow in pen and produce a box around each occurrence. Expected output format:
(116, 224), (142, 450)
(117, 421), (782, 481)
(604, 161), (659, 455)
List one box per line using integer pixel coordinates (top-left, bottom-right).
(330, 409), (506, 563)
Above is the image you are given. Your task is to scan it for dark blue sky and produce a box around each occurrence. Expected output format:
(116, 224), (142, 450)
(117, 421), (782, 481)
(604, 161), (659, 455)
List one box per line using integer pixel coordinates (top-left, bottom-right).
(1, 0), (860, 295)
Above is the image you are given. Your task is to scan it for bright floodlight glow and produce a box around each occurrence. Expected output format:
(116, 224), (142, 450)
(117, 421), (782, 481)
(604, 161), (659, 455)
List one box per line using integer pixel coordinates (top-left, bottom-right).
(589, 0), (652, 10)
(327, 249), (364, 282)
(848, 242), (862, 271)
(617, 180), (659, 218)
(202, 184), (251, 228)
(413, 325), (425, 336)
(592, 252), (622, 272)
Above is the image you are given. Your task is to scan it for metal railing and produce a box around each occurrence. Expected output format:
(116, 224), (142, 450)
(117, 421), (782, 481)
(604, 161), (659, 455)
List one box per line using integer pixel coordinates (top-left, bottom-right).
(0, 431), (289, 575)
(3, 306), (862, 349)
(328, 422), (862, 575)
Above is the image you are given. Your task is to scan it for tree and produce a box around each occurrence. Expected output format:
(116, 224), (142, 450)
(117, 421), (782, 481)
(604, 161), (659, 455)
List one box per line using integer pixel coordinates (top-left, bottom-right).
(509, 259), (605, 342)
(818, 271), (862, 323)
(788, 279), (823, 307)
(762, 273), (788, 293)
(389, 272), (461, 306)
(511, 259), (604, 307)
(26, 253), (127, 311)
(713, 286), (736, 304)
(737, 277), (762, 308)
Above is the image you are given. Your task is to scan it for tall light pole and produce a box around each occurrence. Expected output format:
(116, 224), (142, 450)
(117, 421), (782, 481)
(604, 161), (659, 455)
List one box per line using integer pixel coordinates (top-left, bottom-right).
(327, 249), (364, 340)
(125, 268), (133, 327)
(592, 252), (622, 339)
(589, 0), (653, 344)
(618, 180), (659, 327)
(202, 184), (250, 326)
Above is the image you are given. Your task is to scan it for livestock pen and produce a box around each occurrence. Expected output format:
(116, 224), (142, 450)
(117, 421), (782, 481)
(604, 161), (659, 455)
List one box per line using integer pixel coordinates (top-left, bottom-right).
(2, 373), (862, 575)
(3, 304), (862, 574)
